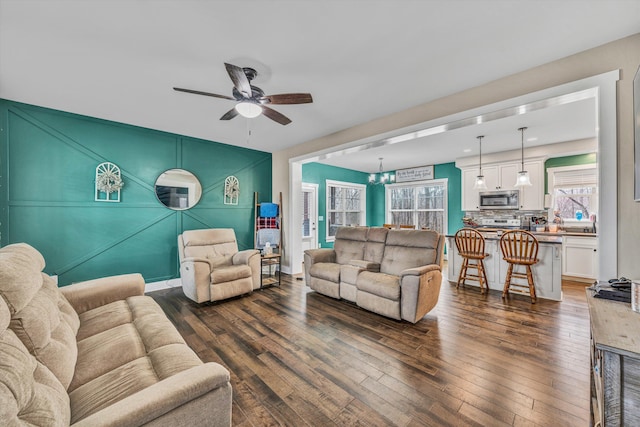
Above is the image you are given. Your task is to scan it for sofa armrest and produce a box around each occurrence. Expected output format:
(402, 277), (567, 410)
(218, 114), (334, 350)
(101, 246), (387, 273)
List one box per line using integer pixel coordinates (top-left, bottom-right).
(179, 257), (213, 303)
(349, 260), (380, 272)
(303, 249), (336, 285)
(400, 267), (443, 324)
(232, 249), (260, 265)
(304, 248), (336, 264)
(71, 363), (231, 427)
(60, 273), (145, 315)
(401, 264), (441, 277)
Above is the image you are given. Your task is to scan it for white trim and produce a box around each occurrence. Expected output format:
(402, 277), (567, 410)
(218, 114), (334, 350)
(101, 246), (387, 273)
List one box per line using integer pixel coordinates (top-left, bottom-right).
(301, 182), (319, 249)
(325, 179), (367, 242)
(144, 278), (182, 294)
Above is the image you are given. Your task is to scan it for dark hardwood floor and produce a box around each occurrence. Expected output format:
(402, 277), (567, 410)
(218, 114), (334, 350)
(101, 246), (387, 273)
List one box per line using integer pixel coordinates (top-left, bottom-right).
(149, 273), (590, 426)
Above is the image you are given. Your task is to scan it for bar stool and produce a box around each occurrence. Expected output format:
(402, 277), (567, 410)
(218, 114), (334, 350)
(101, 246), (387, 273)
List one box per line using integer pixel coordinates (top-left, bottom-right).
(499, 230), (539, 303)
(454, 228), (489, 294)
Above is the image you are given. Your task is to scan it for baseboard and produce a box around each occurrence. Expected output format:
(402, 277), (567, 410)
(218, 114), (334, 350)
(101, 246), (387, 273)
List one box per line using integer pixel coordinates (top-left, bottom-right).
(145, 278), (182, 293)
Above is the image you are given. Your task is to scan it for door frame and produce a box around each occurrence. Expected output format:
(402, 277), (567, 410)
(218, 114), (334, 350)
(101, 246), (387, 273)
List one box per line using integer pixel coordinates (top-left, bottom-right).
(301, 182), (319, 253)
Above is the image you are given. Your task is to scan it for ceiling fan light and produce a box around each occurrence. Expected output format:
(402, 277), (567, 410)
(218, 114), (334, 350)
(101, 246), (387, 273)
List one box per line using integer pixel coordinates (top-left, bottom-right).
(235, 102), (262, 118)
(514, 170), (532, 187)
(473, 175), (488, 190)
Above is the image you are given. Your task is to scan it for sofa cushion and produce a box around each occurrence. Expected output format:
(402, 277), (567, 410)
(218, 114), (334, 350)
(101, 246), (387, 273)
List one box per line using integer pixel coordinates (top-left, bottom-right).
(211, 264), (252, 284)
(0, 243), (80, 390)
(357, 271), (401, 300)
(333, 227), (368, 264)
(0, 243), (45, 313)
(68, 295), (204, 423)
(0, 298), (71, 426)
(182, 229), (239, 259)
(309, 262), (341, 283)
(340, 264), (361, 286)
(363, 227), (388, 263)
(380, 230), (440, 276)
(207, 254), (233, 268)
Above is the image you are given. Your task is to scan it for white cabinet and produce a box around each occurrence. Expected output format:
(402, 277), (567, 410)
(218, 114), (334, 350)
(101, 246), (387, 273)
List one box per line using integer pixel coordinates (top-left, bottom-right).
(519, 160), (544, 210)
(460, 160), (544, 211)
(461, 166), (500, 211)
(461, 168), (481, 211)
(497, 163), (518, 191)
(562, 235), (598, 280)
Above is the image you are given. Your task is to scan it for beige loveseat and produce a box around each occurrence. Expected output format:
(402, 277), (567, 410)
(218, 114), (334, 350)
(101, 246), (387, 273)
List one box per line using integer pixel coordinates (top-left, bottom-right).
(178, 228), (261, 303)
(0, 243), (232, 426)
(304, 227), (444, 323)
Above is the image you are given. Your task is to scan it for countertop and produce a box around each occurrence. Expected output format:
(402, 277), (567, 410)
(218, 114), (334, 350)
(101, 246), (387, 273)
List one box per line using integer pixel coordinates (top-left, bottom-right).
(471, 227), (596, 237)
(446, 229), (585, 244)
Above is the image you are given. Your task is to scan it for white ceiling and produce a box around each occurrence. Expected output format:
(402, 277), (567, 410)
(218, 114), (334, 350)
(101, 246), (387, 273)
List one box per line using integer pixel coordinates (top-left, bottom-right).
(1, 1), (639, 172)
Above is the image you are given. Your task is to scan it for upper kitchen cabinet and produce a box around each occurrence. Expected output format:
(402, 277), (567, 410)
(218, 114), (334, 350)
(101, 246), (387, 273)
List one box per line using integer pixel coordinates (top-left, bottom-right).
(460, 160), (544, 211)
(461, 166), (497, 211)
(519, 160), (544, 210)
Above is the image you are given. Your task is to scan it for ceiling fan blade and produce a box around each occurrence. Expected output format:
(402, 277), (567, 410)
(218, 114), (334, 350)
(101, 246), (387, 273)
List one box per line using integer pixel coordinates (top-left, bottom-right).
(262, 106), (292, 125)
(220, 108), (239, 121)
(224, 63), (252, 98)
(173, 87), (234, 100)
(263, 93), (313, 105)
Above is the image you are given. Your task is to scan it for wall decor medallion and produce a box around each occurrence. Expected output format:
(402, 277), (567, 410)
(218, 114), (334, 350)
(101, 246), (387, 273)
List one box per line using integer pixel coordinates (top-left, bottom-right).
(224, 176), (239, 205)
(95, 162), (123, 202)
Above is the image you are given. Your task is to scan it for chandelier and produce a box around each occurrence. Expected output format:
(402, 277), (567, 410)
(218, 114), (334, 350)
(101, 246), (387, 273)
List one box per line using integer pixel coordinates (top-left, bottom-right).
(368, 157), (395, 185)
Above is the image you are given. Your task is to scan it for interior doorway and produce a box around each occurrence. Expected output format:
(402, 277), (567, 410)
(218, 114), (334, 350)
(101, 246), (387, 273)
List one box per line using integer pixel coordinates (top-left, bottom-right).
(301, 183), (318, 257)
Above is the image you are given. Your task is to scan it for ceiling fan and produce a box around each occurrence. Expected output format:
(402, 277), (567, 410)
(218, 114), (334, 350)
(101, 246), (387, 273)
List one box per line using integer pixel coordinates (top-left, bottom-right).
(173, 63), (313, 125)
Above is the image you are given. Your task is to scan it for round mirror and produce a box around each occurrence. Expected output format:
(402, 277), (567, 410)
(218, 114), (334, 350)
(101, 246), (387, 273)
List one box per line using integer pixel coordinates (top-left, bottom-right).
(154, 169), (202, 210)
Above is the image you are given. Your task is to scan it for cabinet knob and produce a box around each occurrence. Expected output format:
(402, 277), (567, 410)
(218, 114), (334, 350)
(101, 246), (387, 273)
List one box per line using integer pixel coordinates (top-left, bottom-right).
(594, 249), (597, 252)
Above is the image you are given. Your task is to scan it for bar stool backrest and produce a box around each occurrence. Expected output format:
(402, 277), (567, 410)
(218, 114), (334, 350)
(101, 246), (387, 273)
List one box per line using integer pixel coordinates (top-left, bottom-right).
(499, 230), (539, 263)
(454, 228), (485, 257)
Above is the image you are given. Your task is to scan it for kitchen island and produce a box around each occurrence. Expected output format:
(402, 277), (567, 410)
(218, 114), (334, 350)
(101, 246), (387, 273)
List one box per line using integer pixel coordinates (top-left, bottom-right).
(446, 231), (563, 301)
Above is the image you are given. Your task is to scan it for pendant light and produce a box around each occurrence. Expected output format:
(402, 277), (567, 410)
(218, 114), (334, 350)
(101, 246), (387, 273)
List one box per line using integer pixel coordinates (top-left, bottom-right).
(473, 135), (488, 190)
(514, 127), (532, 187)
(368, 157), (395, 185)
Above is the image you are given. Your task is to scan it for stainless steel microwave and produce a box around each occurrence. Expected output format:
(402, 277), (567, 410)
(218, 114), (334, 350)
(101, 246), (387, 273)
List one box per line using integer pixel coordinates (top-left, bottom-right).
(479, 190), (519, 210)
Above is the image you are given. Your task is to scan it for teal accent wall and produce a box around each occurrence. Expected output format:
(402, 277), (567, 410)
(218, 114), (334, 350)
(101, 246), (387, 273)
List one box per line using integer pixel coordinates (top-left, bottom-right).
(0, 100), (271, 285)
(434, 162), (463, 234)
(544, 153), (597, 192)
(301, 162), (371, 248)
(302, 161), (463, 246)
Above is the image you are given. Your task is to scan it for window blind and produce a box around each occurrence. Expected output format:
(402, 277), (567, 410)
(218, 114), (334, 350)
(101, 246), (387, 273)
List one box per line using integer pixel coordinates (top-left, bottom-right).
(552, 168), (597, 188)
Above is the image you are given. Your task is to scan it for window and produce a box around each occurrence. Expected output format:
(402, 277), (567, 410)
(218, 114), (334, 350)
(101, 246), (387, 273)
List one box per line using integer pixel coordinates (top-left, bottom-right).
(386, 179), (447, 233)
(548, 165), (597, 220)
(326, 180), (366, 241)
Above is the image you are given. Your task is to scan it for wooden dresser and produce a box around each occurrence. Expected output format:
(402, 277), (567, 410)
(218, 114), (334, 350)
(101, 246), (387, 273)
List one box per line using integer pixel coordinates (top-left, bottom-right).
(586, 289), (640, 426)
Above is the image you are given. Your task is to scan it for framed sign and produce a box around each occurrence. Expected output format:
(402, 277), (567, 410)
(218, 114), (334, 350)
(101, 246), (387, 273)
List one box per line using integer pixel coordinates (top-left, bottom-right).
(395, 165), (434, 183)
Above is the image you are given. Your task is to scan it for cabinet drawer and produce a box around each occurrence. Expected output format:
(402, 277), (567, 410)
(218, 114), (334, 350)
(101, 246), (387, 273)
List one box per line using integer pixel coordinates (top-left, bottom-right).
(564, 236), (597, 247)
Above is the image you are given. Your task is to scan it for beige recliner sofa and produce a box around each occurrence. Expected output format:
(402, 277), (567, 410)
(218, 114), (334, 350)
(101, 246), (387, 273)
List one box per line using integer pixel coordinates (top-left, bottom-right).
(304, 227), (444, 323)
(0, 243), (232, 426)
(178, 228), (261, 303)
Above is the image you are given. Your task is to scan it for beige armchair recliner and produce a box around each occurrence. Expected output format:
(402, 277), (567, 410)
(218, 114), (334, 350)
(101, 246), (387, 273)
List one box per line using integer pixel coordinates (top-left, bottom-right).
(178, 228), (261, 303)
